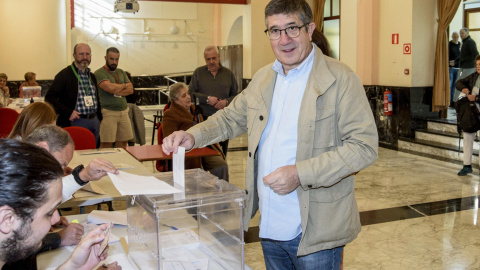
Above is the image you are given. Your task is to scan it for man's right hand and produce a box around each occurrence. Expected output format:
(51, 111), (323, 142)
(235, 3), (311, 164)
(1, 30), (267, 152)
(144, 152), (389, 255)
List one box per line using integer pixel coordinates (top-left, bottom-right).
(462, 88), (470, 95)
(162, 131), (195, 155)
(58, 223), (111, 270)
(69, 110), (81, 121)
(79, 158), (119, 182)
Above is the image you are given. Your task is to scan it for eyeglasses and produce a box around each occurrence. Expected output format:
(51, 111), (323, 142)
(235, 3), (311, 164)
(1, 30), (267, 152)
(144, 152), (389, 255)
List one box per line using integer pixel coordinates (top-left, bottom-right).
(264, 23), (309, 40)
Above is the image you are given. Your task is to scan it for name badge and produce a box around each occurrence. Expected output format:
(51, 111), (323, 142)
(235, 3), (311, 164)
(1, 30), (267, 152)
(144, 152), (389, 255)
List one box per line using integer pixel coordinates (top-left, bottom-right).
(84, 96), (94, 107)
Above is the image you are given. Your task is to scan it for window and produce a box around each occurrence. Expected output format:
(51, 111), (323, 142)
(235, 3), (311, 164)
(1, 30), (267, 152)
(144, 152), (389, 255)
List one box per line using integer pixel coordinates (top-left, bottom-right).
(323, 0), (340, 59)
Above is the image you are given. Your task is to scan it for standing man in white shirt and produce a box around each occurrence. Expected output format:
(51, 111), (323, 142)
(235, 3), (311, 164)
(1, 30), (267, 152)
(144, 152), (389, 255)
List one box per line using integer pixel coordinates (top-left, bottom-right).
(162, 0), (378, 268)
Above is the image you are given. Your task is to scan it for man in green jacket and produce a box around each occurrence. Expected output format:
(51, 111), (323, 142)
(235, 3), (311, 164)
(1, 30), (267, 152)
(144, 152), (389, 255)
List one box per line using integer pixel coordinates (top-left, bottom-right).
(162, 0), (378, 268)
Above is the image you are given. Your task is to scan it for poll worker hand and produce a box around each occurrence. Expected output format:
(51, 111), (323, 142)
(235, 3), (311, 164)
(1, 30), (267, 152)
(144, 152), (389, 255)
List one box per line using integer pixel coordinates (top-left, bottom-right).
(97, 262), (122, 270)
(1, 86), (9, 95)
(79, 158), (119, 182)
(207, 96), (219, 106)
(50, 215), (69, 232)
(162, 130), (195, 155)
(468, 94), (476, 101)
(54, 216), (70, 227)
(69, 110), (81, 121)
(462, 88), (470, 95)
(58, 223), (111, 270)
(59, 223), (85, 247)
(214, 99), (228, 110)
(263, 165), (301, 195)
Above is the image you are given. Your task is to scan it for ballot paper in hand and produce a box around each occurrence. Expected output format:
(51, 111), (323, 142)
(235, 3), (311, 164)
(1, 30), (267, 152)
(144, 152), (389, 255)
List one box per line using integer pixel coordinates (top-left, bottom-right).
(108, 171), (182, 195)
(173, 146), (185, 187)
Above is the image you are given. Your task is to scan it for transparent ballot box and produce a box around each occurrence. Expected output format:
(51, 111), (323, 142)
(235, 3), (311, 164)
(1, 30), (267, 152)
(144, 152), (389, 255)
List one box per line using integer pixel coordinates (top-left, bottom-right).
(22, 86), (41, 99)
(127, 169), (246, 270)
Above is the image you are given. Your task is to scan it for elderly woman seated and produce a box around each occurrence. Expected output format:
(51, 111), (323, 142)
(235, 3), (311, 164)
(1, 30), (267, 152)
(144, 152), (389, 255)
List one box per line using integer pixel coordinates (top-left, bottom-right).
(19, 72), (41, 98)
(0, 73), (10, 107)
(162, 82), (229, 182)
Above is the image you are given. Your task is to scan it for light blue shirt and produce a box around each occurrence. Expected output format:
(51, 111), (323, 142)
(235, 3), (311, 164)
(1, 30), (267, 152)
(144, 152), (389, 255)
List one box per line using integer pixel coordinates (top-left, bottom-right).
(257, 47), (315, 240)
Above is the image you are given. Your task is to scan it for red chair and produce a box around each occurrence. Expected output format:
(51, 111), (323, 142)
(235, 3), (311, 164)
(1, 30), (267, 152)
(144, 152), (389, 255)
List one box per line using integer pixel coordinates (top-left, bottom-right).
(0, 108), (19, 138)
(151, 103), (170, 145)
(155, 123), (169, 172)
(63, 126), (96, 150)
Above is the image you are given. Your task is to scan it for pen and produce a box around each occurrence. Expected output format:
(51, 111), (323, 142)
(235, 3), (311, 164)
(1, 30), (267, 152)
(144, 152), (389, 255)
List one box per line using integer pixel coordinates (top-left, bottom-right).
(160, 223), (178, 230)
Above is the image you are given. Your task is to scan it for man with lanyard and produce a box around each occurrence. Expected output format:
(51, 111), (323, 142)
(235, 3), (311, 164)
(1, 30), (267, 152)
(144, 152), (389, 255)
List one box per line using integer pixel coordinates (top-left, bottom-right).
(94, 47), (133, 148)
(162, 0), (378, 268)
(46, 43), (102, 145)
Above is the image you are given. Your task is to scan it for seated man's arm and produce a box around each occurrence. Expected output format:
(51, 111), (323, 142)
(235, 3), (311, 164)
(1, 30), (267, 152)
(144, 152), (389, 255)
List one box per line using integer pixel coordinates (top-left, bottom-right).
(61, 159), (118, 203)
(38, 232), (62, 253)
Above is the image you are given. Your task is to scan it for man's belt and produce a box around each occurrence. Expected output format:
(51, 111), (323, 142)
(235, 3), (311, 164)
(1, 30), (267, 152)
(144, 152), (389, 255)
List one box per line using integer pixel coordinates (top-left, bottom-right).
(79, 113), (97, 119)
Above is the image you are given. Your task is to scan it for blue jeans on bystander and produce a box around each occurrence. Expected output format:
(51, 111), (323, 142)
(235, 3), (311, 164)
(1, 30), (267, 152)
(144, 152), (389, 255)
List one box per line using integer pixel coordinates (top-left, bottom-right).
(71, 116), (100, 147)
(449, 67), (459, 104)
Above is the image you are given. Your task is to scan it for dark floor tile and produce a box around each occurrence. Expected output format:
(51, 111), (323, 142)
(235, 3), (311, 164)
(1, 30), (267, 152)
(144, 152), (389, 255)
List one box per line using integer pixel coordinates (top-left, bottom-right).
(245, 226), (260, 243)
(410, 196), (480, 216)
(360, 206), (424, 226)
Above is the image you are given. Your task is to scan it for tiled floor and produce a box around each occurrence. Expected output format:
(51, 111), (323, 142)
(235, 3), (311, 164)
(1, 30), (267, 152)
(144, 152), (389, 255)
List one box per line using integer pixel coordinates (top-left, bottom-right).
(67, 112), (480, 269)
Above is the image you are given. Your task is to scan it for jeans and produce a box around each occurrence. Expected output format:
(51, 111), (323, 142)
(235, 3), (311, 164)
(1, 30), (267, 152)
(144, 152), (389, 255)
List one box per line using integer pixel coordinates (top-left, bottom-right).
(71, 116), (100, 147)
(261, 233), (344, 270)
(449, 67), (459, 102)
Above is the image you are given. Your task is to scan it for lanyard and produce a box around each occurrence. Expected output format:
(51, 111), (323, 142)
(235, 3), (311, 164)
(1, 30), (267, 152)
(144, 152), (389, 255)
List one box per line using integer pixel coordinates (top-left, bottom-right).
(103, 65), (120, 84)
(71, 63), (92, 95)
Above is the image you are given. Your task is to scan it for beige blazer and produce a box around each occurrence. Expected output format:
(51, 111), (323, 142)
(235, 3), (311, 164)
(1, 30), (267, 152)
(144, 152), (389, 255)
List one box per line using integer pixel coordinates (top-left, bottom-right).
(187, 46), (378, 255)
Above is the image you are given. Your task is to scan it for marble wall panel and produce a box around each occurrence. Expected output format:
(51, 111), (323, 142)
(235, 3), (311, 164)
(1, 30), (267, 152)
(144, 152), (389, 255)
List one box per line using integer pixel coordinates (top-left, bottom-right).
(364, 85), (439, 149)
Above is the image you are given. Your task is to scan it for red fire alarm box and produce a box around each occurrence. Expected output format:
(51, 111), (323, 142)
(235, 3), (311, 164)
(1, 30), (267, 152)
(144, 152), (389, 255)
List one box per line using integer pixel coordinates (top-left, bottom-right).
(403, 43), (411, 54)
(392, 34), (399, 44)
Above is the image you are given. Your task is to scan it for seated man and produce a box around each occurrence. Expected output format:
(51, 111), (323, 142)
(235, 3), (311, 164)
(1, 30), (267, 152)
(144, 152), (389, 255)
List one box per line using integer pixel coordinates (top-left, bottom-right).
(26, 125), (119, 202)
(0, 139), (120, 270)
(2, 125), (118, 270)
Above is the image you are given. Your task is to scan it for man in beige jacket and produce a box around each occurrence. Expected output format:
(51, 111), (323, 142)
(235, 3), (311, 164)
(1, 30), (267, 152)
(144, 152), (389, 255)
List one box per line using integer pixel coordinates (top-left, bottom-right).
(163, 0), (378, 268)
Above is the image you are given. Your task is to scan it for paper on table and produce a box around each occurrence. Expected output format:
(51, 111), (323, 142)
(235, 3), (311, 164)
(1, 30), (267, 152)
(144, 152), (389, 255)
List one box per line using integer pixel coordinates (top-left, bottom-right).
(78, 149), (119, 155)
(173, 146), (185, 187)
(87, 210), (127, 226)
(81, 182), (106, 194)
(102, 254), (139, 270)
(115, 163), (135, 170)
(108, 171), (182, 195)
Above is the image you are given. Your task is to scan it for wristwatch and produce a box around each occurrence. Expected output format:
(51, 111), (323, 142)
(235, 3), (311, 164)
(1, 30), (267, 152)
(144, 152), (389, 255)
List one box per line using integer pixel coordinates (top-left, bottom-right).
(72, 165), (88, 186)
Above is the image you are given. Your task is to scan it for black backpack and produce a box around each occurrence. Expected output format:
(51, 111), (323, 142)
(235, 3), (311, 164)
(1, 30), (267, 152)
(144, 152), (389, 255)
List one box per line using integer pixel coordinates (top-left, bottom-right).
(455, 97), (480, 133)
